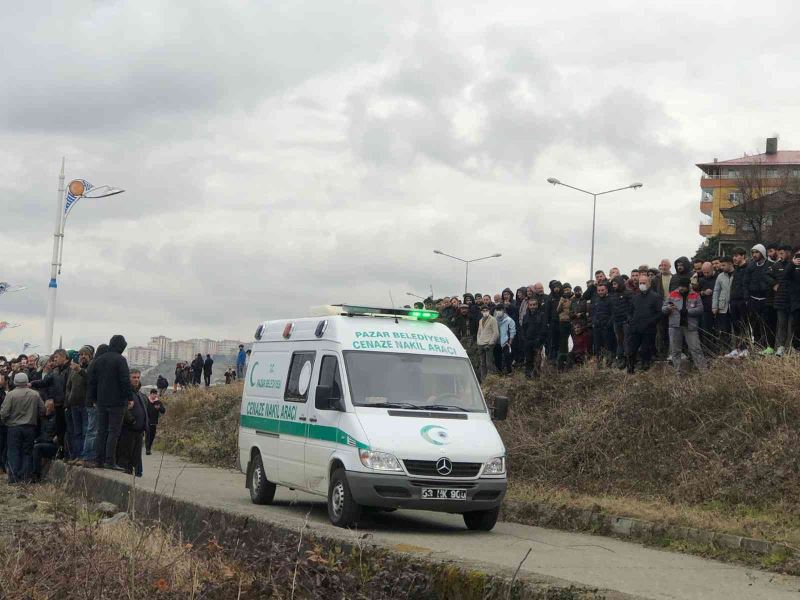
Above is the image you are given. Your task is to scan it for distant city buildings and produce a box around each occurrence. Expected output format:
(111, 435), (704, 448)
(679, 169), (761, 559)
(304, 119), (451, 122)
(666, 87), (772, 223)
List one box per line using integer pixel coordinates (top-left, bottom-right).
(125, 335), (247, 367)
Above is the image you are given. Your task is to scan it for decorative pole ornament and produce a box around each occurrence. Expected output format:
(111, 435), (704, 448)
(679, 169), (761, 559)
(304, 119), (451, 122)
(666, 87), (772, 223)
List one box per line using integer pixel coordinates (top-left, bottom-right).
(43, 158), (125, 353)
(0, 282), (27, 295)
(0, 321), (21, 332)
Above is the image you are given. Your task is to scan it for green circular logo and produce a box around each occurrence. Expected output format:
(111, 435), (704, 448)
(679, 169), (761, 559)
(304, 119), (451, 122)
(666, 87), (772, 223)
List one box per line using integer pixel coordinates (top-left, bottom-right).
(249, 361), (259, 387)
(420, 424), (450, 446)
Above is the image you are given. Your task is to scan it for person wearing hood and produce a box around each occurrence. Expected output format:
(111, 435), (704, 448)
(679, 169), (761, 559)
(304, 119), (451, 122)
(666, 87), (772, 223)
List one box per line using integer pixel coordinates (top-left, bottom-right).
(744, 243), (773, 352)
(544, 280), (562, 363)
(493, 304), (516, 375)
(463, 293), (481, 341)
(669, 257), (692, 291)
(89, 335), (131, 471)
(476, 305), (499, 380)
(663, 275), (707, 373)
(156, 373), (169, 396)
(65, 345), (93, 462)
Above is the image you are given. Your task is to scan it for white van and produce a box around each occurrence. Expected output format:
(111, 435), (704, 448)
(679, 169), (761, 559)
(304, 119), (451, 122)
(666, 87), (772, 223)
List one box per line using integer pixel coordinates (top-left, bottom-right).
(238, 305), (509, 531)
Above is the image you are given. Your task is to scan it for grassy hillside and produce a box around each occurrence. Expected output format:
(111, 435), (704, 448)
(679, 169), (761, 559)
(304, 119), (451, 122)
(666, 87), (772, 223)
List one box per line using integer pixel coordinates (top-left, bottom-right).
(155, 358), (800, 544)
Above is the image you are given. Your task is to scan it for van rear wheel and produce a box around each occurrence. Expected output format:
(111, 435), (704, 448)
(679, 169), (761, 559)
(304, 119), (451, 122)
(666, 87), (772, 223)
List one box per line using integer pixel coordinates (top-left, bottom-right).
(328, 468), (362, 528)
(463, 507), (500, 531)
(249, 453), (276, 505)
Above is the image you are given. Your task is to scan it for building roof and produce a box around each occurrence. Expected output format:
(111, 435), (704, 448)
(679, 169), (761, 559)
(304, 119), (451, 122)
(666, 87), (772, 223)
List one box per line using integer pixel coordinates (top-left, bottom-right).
(697, 151), (800, 169)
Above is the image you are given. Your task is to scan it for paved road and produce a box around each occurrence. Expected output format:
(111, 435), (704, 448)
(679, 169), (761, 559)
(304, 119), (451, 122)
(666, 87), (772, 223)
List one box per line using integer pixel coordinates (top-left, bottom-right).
(94, 453), (800, 600)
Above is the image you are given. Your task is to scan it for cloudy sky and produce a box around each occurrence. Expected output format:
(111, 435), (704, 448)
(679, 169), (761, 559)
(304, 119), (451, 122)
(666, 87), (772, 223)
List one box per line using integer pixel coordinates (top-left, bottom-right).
(0, 0), (796, 354)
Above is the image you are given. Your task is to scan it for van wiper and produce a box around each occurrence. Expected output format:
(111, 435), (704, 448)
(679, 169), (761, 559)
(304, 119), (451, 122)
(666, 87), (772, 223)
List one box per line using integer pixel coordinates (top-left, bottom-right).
(424, 404), (469, 412)
(359, 402), (424, 409)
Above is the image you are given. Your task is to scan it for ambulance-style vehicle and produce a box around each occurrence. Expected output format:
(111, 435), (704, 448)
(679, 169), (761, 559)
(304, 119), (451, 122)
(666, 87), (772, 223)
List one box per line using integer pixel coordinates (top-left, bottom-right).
(238, 305), (509, 531)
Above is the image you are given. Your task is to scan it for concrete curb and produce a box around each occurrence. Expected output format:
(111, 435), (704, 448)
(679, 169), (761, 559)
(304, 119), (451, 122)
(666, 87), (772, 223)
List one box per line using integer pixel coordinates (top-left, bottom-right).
(500, 499), (793, 558)
(48, 463), (639, 600)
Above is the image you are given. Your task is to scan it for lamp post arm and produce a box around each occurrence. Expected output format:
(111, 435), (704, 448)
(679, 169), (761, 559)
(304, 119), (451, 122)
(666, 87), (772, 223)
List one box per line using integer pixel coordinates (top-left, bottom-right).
(596, 185), (638, 196)
(467, 254), (502, 264)
(434, 251), (466, 263)
(553, 182), (594, 196)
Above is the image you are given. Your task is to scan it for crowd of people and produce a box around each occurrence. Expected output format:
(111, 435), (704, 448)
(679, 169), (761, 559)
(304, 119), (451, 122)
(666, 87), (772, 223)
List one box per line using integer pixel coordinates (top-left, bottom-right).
(426, 242), (800, 379)
(0, 335), (166, 484)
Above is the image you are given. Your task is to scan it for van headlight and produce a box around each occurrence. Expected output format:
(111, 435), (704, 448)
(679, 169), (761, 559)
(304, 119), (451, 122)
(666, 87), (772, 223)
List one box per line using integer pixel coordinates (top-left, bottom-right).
(359, 450), (402, 472)
(483, 456), (506, 475)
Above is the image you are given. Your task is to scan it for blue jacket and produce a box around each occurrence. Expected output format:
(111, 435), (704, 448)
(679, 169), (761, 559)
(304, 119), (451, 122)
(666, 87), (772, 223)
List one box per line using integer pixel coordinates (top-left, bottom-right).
(496, 314), (516, 347)
(236, 349), (247, 366)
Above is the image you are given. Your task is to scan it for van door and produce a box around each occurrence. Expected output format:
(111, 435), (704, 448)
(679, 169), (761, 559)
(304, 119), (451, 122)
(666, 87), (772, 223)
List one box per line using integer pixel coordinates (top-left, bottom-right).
(305, 354), (344, 493)
(278, 351), (315, 487)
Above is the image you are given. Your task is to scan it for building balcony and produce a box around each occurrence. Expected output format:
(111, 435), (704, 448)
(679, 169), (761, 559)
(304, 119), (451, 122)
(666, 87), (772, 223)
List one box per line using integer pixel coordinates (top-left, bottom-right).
(699, 223), (713, 236)
(700, 200), (713, 215)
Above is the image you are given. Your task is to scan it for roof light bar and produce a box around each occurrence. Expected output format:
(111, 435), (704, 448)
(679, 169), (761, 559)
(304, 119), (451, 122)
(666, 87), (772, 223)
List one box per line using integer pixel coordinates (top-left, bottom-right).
(311, 304), (439, 321)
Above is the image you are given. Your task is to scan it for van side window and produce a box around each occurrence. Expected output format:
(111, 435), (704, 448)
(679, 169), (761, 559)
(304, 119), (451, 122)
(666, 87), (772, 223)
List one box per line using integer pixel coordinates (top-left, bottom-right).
(316, 356), (342, 410)
(285, 352), (316, 402)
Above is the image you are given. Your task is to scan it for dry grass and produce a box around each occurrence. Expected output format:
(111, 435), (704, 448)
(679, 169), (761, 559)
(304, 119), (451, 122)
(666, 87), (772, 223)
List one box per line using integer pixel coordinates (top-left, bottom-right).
(487, 354), (800, 543)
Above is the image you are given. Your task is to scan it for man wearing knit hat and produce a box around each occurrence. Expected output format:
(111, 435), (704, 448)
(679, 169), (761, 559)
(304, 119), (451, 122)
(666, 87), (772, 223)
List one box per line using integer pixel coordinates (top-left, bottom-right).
(0, 373), (45, 483)
(744, 243), (773, 352)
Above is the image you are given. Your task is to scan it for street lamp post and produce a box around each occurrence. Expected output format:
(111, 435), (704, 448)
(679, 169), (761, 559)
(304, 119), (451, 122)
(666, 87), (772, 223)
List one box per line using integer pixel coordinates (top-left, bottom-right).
(433, 250), (502, 295)
(546, 178), (643, 280)
(44, 160), (125, 352)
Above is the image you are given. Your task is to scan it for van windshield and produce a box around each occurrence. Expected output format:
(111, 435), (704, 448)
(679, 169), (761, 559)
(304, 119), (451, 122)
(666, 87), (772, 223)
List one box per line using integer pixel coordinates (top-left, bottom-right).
(343, 351), (486, 413)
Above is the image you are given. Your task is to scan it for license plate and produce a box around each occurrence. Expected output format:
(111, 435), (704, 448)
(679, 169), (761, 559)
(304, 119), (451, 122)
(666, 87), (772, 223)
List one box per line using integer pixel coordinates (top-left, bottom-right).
(421, 488), (467, 500)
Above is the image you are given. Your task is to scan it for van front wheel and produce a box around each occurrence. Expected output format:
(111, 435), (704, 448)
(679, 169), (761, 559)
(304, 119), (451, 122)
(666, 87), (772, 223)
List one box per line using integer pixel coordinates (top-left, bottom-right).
(328, 468), (362, 528)
(463, 507), (500, 531)
(249, 453), (276, 505)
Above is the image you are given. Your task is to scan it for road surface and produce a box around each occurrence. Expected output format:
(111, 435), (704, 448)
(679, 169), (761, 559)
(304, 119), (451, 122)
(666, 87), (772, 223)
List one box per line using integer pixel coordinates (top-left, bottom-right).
(92, 453), (800, 600)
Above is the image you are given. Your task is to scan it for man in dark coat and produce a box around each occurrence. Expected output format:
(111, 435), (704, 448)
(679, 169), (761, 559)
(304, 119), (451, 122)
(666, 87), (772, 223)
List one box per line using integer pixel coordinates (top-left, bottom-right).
(30, 348), (70, 459)
(203, 354), (214, 387)
(744, 243), (772, 351)
(191, 354), (204, 386)
(117, 369), (149, 476)
(626, 274), (663, 373)
(144, 388), (166, 455)
(88, 335), (131, 470)
(785, 247), (800, 351)
(156, 374), (169, 396)
(591, 282), (613, 366)
(521, 297), (547, 378)
(769, 245), (792, 356)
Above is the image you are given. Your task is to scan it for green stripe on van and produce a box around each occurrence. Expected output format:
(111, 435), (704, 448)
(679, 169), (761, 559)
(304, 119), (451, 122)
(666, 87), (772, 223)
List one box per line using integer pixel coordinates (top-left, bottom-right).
(240, 415), (369, 450)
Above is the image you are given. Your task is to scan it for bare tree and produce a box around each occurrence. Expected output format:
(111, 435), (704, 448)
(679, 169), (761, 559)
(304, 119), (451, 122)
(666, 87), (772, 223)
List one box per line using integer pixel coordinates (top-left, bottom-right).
(729, 161), (800, 243)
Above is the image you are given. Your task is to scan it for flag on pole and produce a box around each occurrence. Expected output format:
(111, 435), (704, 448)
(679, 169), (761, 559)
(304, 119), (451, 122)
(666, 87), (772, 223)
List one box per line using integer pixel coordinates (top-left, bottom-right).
(0, 282), (27, 295)
(64, 179), (125, 218)
(0, 321), (21, 332)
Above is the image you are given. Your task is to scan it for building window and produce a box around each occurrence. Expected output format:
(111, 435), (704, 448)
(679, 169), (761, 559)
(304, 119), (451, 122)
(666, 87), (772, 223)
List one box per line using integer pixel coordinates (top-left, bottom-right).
(766, 168), (779, 178)
(725, 218), (736, 227)
(701, 189), (713, 202)
(724, 169), (738, 178)
(728, 191), (741, 202)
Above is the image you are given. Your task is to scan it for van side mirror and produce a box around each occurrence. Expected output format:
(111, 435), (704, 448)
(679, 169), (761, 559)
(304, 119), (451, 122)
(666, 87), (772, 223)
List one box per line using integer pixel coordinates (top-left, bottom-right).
(315, 385), (343, 411)
(491, 396), (509, 421)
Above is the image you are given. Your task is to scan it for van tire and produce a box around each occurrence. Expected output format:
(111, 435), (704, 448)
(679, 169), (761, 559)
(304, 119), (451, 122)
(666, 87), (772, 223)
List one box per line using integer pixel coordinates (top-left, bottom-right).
(328, 468), (361, 528)
(249, 453), (276, 505)
(463, 507), (500, 531)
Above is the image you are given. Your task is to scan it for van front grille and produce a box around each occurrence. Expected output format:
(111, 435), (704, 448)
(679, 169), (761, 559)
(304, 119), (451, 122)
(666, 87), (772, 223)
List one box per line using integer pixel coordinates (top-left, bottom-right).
(403, 460), (482, 478)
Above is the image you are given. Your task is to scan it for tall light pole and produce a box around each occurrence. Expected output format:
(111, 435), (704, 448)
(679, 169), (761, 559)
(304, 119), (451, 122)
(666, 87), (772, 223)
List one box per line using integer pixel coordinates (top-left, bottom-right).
(44, 160), (124, 352)
(433, 250), (501, 295)
(546, 178), (643, 280)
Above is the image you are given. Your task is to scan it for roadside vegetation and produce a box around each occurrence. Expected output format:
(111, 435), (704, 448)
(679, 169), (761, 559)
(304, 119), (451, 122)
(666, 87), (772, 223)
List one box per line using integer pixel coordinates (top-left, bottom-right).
(155, 357), (800, 552)
(0, 480), (598, 599)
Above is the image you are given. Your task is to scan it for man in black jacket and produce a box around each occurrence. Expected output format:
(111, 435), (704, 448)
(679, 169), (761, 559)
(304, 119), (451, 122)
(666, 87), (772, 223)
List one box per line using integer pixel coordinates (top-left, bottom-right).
(89, 335), (131, 470)
(744, 243), (772, 351)
(191, 354), (204, 386)
(203, 354), (214, 387)
(144, 388), (166, 455)
(521, 298), (547, 378)
(544, 280), (562, 363)
(117, 369), (149, 476)
(786, 247), (800, 351)
(770, 245), (792, 356)
(30, 349), (70, 459)
(591, 282), (612, 366)
(626, 274), (663, 373)
(729, 247), (749, 353)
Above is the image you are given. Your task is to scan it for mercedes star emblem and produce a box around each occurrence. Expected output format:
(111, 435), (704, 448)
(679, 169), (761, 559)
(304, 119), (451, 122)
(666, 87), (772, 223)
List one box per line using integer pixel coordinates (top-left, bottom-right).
(436, 457), (453, 476)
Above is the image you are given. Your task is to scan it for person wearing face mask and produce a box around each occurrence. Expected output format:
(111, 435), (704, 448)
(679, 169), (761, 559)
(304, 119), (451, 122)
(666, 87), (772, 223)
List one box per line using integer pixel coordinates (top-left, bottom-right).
(663, 275), (707, 373)
(626, 274), (663, 373)
(493, 305), (516, 375)
(476, 306), (499, 381)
